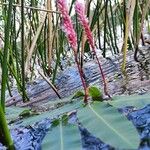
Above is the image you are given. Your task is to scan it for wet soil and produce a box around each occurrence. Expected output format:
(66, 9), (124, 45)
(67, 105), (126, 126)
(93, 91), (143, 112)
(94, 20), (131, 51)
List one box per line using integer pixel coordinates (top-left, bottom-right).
(5, 49), (150, 111)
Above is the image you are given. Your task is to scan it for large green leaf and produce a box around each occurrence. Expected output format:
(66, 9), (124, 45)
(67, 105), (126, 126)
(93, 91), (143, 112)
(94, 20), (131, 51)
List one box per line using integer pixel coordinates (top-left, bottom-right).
(20, 100), (82, 126)
(42, 122), (82, 150)
(109, 94), (150, 109)
(78, 102), (140, 149)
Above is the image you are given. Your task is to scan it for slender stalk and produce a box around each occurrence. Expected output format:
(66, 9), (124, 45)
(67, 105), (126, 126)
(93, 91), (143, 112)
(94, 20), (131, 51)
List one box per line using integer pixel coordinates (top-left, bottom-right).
(1, 0), (13, 111)
(0, 105), (14, 150)
(0, 1), (14, 147)
(103, 0), (108, 57)
(123, 0), (126, 37)
(109, 0), (119, 53)
(21, 0), (28, 102)
(107, 14), (116, 54)
(74, 50), (88, 103)
(0, 51), (29, 101)
(47, 0), (53, 71)
(75, 1), (110, 98)
(13, 6), (20, 81)
(6, 79), (12, 97)
(122, 0), (136, 73)
(97, 18), (102, 50)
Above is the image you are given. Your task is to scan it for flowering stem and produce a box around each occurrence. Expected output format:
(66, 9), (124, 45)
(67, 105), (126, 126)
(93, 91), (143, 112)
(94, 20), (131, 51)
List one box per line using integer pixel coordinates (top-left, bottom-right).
(74, 50), (88, 103)
(75, 1), (111, 98)
(94, 52), (111, 98)
(57, 0), (89, 103)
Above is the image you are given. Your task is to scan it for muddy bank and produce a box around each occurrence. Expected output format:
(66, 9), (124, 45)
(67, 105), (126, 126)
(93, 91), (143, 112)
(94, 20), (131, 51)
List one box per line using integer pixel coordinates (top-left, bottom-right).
(6, 50), (150, 111)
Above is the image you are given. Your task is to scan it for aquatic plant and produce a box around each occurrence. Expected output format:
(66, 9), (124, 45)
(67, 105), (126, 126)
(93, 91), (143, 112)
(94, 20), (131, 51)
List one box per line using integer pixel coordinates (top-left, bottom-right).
(0, 0), (149, 149)
(0, 0), (14, 149)
(57, 0), (88, 103)
(75, 1), (110, 98)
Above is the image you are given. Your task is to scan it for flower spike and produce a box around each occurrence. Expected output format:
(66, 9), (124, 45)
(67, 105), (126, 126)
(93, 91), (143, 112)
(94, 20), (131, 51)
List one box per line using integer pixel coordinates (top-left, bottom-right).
(75, 1), (111, 98)
(57, 0), (77, 50)
(57, 0), (89, 103)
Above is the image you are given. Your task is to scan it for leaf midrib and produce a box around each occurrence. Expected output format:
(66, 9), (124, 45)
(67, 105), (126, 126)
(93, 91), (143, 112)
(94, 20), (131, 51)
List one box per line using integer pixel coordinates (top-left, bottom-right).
(88, 104), (133, 147)
(60, 120), (64, 150)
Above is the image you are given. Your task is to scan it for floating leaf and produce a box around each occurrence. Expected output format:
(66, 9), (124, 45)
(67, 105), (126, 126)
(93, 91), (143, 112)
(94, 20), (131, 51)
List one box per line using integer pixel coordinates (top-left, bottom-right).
(88, 86), (102, 101)
(19, 109), (31, 117)
(78, 102), (140, 149)
(20, 100), (82, 126)
(6, 107), (28, 121)
(42, 121), (82, 150)
(109, 94), (150, 109)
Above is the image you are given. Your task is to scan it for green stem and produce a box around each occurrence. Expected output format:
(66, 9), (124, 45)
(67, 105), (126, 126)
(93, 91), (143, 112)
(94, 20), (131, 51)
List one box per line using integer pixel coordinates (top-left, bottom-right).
(103, 0), (108, 57)
(21, 0), (28, 102)
(0, 106), (14, 149)
(1, 0), (13, 112)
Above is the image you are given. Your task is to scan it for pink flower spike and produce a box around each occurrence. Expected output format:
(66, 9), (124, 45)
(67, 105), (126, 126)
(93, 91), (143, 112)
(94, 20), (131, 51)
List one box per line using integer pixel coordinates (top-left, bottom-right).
(57, 0), (89, 103)
(75, 1), (111, 98)
(57, 0), (77, 50)
(75, 1), (95, 50)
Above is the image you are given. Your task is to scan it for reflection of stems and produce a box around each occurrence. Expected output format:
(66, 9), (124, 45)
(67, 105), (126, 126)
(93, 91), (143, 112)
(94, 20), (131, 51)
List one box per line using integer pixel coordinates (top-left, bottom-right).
(74, 50), (88, 103)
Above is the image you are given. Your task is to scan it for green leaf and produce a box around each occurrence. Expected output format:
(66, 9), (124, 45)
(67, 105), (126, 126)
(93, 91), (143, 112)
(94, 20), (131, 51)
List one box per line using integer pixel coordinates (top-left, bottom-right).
(19, 109), (31, 117)
(88, 86), (102, 101)
(42, 121), (82, 150)
(78, 102), (140, 149)
(6, 107), (28, 121)
(109, 94), (150, 109)
(72, 91), (84, 99)
(20, 100), (82, 126)
(51, 119), (60, 127)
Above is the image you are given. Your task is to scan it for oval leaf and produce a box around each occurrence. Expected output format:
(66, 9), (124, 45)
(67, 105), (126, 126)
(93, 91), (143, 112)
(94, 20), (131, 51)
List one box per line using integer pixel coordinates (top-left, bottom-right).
(88, 86), (102, 100)
(20, 100), (82, 126)
(78, 102), (140, 149)
(42, 121), (82, 150)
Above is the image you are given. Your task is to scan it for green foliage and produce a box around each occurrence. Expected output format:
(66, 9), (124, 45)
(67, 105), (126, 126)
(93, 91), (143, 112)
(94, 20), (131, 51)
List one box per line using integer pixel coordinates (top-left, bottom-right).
(78, 102), (140, 149)
(109, 94), (150, 109)
(19, 109), (31, 117)
(51, 119), (60, 127)
(5, 94), (150, 149)
(72, 91), (85, 99)
(88, 86), (102, 101)
(6, 107), (28, 121)
(42, 121), (82, 150)
(0, 0), (150, 149)
(19, 100), (82, 126)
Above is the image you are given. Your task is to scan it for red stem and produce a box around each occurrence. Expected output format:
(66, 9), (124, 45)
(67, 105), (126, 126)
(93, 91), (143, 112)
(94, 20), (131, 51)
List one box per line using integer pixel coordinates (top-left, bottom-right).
(74, 51), (88, 103)
(93, 51), (111, 98)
